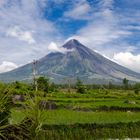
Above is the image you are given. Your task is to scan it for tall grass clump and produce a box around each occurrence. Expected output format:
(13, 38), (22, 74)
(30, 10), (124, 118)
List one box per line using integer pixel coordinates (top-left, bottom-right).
(21, 95), (47, 140)
(0, 86), (12, 139)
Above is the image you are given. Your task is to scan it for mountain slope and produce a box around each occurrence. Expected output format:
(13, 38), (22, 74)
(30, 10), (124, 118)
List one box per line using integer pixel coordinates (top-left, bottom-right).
(0, 39), (140, 83)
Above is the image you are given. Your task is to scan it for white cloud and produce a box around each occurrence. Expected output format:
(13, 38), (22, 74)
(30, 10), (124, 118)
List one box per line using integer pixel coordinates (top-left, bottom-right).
(124, 25), (140, 31)
(0, 0), (4, 6)
(63, 0), (91, 20)
(113, 52), (140, 73)
(75, 24), (131, 47)
(98, 0), (114, 9)
(48, 42), (61, 52)
(7, 26), (35, 44)
(65, 0), (139, 58)
(0, 0), (60, 65)
(75, 1), (132, 48)
(0, 61), (18, 73)
(67, 13), (131, 51)
(48, 42), (74, 53)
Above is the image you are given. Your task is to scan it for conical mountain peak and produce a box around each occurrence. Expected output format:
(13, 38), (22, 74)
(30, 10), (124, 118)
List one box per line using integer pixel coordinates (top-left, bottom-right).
(0, 39), (140, 83)
(66, 39), (80, 44)
(63, 39), (84, 49)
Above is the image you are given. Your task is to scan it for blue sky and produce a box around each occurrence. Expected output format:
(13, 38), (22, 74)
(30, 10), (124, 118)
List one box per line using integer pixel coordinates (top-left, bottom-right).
(0, 0), (140, 73)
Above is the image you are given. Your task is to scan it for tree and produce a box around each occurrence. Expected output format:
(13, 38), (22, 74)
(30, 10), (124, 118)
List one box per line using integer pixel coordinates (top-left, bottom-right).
(123, 78), (129, 89)
(37, 76), (49, 93)
(108, 82), (113, 89)
(76, 78), (86, 94)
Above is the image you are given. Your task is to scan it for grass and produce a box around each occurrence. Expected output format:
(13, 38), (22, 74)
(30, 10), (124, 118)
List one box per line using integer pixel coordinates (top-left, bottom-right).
(10, 109), (26, 124)
(47, 89), (139, 99)
(10, 107), (140, 139)
(10, 89), (140, 125)
(44, 90), (140, 112)
(53, 98), (140, 109)
(11, 109), (140, 125)
(36, 110), (140, 125)
(8, 89), (140, 139)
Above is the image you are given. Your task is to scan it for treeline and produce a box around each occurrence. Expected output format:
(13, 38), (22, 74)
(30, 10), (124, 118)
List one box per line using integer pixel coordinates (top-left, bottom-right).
(0, 77), (140, 95)
(57, 78), (140, 94)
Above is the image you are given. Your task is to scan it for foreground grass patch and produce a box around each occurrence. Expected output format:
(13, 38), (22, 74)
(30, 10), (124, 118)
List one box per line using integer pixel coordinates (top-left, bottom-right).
(41, 122), (140, 140)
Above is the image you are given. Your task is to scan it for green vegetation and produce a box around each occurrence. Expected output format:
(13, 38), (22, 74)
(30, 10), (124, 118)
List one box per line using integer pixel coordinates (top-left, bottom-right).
(11, 109), (140, 125)
(37, 77), (49, 93)
(76, 78), (86, 94)
(123, 78), (129, 90)
(1, 78), (140, 139)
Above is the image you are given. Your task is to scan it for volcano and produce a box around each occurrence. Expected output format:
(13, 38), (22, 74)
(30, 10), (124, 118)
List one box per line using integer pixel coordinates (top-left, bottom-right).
(0, 39), (140, 84)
